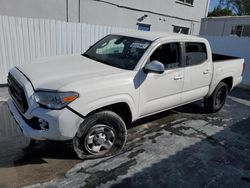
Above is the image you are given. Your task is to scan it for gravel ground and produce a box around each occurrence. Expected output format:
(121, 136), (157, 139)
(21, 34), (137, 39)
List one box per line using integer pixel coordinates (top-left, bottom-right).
(1, 87), (250, 188)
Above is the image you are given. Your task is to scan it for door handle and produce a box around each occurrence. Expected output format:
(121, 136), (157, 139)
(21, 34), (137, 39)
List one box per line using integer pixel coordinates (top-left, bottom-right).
(174, 76), (183, 80)
(203, 70), (210, 74)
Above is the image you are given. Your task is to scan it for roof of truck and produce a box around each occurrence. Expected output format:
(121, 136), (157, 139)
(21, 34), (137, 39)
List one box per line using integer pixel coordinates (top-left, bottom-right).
(113, 31), (203, 41)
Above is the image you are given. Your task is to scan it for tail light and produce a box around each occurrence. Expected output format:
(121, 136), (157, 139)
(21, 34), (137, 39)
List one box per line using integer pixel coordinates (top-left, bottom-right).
(242, 62), (246, 75)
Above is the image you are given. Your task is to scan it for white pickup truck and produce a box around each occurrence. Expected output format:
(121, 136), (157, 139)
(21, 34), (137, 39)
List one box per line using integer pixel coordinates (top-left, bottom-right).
(7, 32), (245, 159)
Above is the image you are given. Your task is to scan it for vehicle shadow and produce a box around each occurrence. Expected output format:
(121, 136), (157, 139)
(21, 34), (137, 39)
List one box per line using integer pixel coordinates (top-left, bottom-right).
(0, 100), (208, 168)
(13, 140), (77, 166)
(130, 101), (206, 129)
(0, 101), (79, 168)
(173, 101), (207, 114)
(0, 139), (78, 168)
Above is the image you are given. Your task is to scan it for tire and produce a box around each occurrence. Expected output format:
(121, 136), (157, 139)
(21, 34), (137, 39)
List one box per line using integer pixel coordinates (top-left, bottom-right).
(73, 110), (127, 159)
(204, 82), (228, 113)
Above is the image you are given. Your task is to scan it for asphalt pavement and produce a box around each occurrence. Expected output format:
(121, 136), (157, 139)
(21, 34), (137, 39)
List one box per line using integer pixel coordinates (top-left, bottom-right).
(1, 87), (250, 188)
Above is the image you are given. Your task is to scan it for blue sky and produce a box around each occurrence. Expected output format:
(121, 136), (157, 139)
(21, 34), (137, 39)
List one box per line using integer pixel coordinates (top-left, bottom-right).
(209, 0), (220, 11)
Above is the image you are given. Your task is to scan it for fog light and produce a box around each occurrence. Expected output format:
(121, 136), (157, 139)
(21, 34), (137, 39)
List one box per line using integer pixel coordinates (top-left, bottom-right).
(38, 119), (49, 130)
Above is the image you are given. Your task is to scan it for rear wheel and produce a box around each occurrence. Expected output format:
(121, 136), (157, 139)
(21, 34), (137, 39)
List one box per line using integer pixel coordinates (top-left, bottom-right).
(204, 82), (228, 113)
(73, 110), (127, 159)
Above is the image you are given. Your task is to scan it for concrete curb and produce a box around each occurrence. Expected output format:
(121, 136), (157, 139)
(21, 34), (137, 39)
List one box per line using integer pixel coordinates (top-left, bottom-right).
(238, 84), (250, 91)
(0, 84), (7, 88)
(0, 97), (8, 102)
(0, 86), (9, 102)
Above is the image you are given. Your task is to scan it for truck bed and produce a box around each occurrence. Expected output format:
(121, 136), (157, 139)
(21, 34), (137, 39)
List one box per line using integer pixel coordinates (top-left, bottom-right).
(212, 53), (241, 63)
(209, 54), (244, 96)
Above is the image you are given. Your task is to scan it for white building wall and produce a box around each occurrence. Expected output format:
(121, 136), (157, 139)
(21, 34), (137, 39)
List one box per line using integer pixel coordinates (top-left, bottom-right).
(200, 16), (250, 36)
(80, 0), (208, 34)
(0, 0), (67, 21)
(200, 17), (250, 87)
(0, 0), (209, 35)
(203, 36), (250, 87)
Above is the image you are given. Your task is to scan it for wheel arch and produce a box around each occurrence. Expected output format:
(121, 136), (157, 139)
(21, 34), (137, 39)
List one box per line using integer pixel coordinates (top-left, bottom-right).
(86, 102), (133, 127)
(220, 77), (233, 91)
(207, 75), (234, 97)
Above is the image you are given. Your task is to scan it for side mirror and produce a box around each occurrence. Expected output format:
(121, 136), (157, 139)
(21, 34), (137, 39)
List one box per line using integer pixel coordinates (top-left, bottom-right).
(143, 60), (164, 74)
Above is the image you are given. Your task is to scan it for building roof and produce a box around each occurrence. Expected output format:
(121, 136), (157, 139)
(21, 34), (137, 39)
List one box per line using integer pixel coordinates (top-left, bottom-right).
(114, 31), (202, 41)
(203, 15), (250, 20)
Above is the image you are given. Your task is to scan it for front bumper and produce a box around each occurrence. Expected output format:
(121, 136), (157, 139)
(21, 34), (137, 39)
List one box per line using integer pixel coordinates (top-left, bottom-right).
(8, 98), (84, 141)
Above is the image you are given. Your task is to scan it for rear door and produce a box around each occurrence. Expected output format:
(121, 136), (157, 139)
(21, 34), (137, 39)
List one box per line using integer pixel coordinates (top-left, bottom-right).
(182, 42), (213, 103)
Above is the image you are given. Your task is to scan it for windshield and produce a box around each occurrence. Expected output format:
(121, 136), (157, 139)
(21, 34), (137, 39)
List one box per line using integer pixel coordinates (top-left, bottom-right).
(82, 35), (152, 70)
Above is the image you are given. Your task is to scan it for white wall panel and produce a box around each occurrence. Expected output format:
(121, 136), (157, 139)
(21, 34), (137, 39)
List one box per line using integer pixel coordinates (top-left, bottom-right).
(0, 16), (134, 84)
(203, 36), (250, 86)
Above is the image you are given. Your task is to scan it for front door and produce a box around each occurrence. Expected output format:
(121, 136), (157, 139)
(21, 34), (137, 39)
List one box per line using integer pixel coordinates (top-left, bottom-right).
(138, 42), (184, 117)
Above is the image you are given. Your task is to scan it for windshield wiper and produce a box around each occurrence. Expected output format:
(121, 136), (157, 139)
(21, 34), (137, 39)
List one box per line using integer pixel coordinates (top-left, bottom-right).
(82, 54), (108, 64)
(82, 54), (102, 62)
(82, 54), (91, 58)
(82, 53), (126, 70)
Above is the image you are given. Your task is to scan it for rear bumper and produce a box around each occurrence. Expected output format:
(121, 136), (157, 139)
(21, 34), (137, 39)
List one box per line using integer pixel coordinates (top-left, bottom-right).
(234, 76), (243, 88)
(7, 98), (84, 141)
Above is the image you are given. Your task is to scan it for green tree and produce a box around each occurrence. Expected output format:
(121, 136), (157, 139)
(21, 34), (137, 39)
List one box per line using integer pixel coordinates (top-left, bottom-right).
(208, 6), (234, 17)
(220, 0), (250, 15)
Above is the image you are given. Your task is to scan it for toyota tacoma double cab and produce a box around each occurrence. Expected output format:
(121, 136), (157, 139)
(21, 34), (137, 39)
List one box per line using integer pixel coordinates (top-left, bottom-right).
(7, 32), (245, 159)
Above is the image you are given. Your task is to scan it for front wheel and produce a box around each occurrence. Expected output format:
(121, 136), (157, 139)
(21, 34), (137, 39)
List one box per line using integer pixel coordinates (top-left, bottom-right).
(204, 82), (228, 113)
(73, 110), (127, 159)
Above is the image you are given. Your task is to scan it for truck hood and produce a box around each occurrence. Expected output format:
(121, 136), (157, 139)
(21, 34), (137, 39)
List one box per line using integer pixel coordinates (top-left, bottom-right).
(17, 54), (126, 90)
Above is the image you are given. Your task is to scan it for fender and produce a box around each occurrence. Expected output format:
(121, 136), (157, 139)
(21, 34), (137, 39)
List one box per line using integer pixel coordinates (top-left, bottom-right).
(68, 94), (138, 121)
(207, 72), (234, 97)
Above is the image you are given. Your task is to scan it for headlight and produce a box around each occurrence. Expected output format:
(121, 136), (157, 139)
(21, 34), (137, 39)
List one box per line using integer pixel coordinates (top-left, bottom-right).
(34, 91), (79, 109)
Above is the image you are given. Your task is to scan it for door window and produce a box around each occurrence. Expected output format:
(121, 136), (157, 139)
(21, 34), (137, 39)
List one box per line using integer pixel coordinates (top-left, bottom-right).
(185, 42), (207, 66)
(150, 43), (181, 69)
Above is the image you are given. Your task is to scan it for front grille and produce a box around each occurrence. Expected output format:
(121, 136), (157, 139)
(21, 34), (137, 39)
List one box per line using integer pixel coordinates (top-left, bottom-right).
(7, 74), (29, 113)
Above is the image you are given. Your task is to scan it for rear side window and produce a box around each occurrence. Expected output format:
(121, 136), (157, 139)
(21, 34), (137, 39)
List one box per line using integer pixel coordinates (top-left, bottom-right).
(185, 42), (207, 66)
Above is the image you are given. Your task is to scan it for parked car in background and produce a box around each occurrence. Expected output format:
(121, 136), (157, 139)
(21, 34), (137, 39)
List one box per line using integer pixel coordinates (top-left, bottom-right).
(7, 32), (245, 159)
